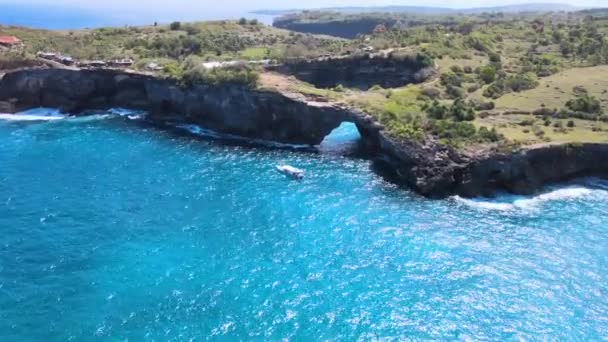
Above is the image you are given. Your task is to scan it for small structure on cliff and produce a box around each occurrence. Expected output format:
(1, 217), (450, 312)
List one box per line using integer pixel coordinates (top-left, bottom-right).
(0, 36), (22, 49)
(37, 52), (75, 66)
(108, 58), (134, 68)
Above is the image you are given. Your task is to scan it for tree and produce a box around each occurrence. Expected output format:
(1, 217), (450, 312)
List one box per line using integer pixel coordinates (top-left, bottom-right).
(238, 18), (248, 25)
(560, 41), (575, 57)
(566, 94), (602, 114)
(169, 21), (181, 30)
(506, 73), (538, 92)
(479, 65), (496, 84)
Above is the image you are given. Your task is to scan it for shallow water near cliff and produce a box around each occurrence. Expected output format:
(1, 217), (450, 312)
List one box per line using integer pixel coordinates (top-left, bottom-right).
(1, 110), (608, 340)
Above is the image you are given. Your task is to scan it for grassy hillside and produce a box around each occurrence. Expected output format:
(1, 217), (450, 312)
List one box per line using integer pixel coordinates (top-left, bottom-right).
(3, 8), (608, 149)
(271, 8), (608, 148)
(0, 20), (342, 62)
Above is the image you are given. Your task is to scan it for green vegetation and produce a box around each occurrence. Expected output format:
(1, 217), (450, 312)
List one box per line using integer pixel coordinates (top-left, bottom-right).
(565, 93), (602, 114)
(0, 20), (342, 62)
(181, 57), (259, 87)
(3, 7), (608, 148)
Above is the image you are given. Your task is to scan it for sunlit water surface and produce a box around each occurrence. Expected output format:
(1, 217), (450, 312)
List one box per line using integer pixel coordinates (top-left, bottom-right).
(1, 109), (607, 340)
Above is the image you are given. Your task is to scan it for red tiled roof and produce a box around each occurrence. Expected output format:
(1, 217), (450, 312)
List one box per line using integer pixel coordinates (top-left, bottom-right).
(0, 36), (21, 44)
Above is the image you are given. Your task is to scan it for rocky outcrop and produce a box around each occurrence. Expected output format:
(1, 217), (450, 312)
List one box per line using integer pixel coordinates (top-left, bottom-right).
(0, 68), (354, 145)
(269, 55), (433, 90)
(376, 139), (608, 198)
(274, 17), (396, 39)
(2, 68), (608, 198)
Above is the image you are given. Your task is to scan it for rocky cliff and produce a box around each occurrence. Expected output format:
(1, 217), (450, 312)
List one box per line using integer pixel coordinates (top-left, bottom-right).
(376, 138), (608, 198)
(269, 55), (434, 90)
(0, 68), (354, 145)
(274, 17), (396, 39)
(1, 68), (607, 198)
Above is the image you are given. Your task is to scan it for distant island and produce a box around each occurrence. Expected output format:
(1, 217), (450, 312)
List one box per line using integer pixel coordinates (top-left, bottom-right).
(2, 4), (608, 197)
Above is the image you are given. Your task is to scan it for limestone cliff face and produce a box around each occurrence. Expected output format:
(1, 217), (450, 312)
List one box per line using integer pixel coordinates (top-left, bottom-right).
(274, 18), (396, 39)
(0, 69), (352, 145)
(2, 68), (607, 198)
(269, 55), (433, 90)
(375, 138), (608, 198)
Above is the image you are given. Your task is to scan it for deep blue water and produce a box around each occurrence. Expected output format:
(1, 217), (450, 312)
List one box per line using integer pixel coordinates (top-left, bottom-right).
(1, 109), (608, 340)
(0, 4), (275, 29)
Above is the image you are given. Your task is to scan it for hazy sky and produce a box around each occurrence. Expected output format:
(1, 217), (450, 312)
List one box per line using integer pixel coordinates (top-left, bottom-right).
(2, 0), (607, 12)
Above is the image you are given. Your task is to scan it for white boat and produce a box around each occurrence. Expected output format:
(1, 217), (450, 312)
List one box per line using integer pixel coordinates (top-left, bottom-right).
(276, 164), (304, 180)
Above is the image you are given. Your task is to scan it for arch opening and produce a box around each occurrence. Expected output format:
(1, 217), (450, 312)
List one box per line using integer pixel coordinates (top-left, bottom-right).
(318, 121), (362, 155)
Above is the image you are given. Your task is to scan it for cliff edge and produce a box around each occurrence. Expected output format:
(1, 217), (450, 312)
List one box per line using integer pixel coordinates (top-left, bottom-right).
(2, 68), (607, 198)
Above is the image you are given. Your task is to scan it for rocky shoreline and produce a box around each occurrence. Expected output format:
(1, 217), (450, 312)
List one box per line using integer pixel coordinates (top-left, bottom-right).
(1, 68), (607, 198)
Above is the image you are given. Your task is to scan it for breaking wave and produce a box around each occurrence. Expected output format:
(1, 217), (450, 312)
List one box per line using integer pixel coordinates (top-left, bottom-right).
(0, 107), (147, 123)
(0, 108), (65, 121)
(454, 183), (608, 211)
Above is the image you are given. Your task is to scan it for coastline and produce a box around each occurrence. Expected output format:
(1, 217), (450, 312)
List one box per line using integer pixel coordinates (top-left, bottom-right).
(2, 67), (608, 198)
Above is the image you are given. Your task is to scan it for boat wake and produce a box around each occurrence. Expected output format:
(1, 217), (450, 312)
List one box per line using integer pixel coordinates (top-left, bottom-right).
(454, 182), (608, 212)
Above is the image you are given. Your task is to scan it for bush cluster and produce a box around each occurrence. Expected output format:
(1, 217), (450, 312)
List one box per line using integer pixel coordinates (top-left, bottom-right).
(181, 57), (259, 87)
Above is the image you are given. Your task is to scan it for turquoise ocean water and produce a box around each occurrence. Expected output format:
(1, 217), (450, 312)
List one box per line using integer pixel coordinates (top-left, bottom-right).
(1, 109), (607, 340)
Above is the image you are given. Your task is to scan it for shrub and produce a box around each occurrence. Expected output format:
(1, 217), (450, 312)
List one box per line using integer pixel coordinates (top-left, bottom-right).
(450, 99), (476, 121)
(440, 72), (463, 87)
(446, 85), (465, 99)
(426, 100), (448, 120)
(479, 65), (496, 84)
(565, 94), (601, 114)
(162, 61), (184, 79)
(427, 120), (477, 141)
(518, 118), (535, 126)
(505, 72), (538, 92)
(169, 21), (182, 30)
(450, 65), (463, 73)
(478, 126), (502, 142)
(533, 107), (556, 116)
(183, 24), (200, 35)
(465, 33), (494, 53)
(181, 57), (259, 88)
(567, 120), (576, 127)
(472, 100), (495, 111)
(334, 84), (346, 92)
(415, 52), (434, 68)
(483, 80), (505, 99)
(488, 52), (501, 63)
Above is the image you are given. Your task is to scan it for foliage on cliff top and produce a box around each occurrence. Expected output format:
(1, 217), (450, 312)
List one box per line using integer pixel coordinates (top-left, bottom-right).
(0, 20), (343, 62)
(180, 57), (259, 88)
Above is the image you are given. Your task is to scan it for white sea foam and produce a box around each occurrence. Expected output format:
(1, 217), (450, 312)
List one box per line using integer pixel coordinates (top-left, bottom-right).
(175, 123), (311, 149)
(0, 113), (65, 121)
(0, 107), (66, 121)
(176, 124), (222, 139)
(454, 186), (604, 211)
(107, 108), (146, 118)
